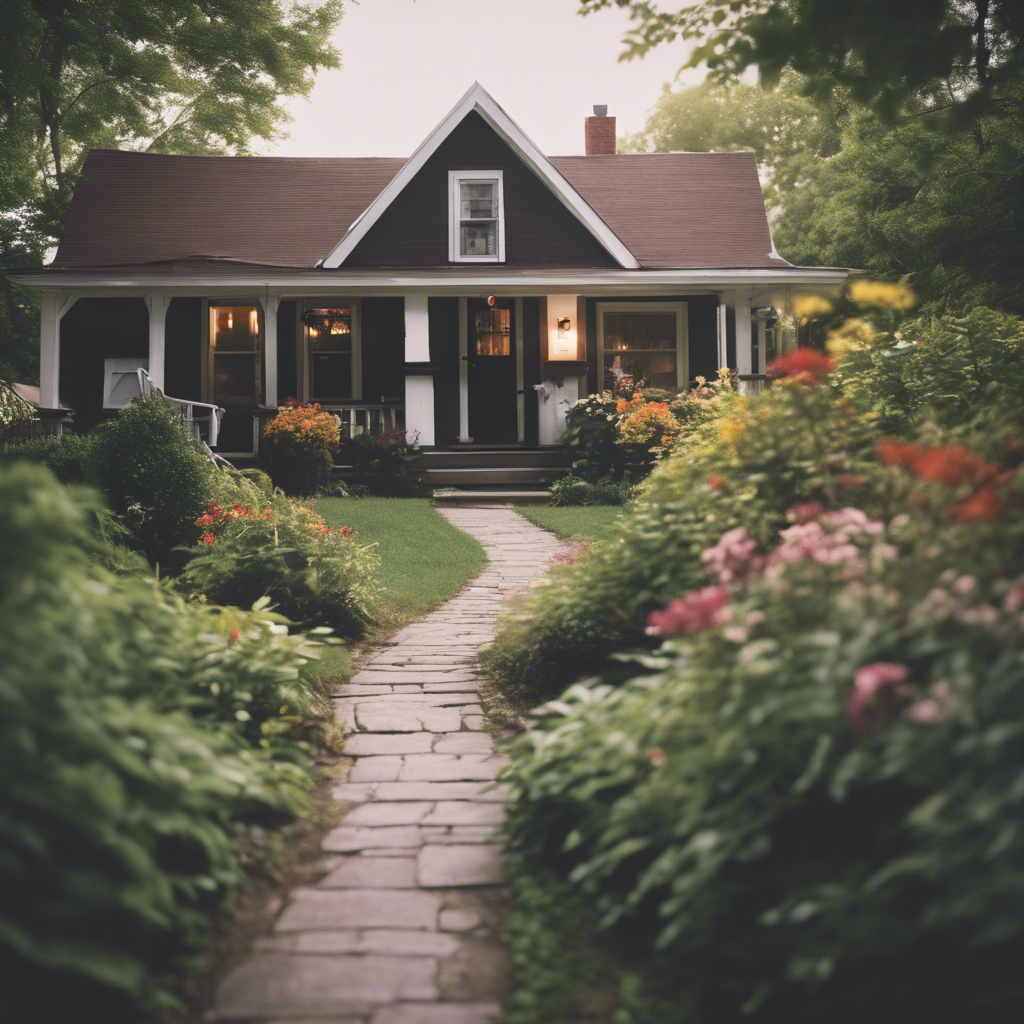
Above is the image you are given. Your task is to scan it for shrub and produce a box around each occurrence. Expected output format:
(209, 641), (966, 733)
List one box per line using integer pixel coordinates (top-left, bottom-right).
(260, 400), (340, 496)
(0, 463), (318, 1020)
(549, 473), (634, 507)
(178, 494), (381, 636)
(87, 393), (212, 561)
(346, 428), (429, 496)
(503, 452), (1024, 1022)
(560, 392), (622, 481)
(1, 430), (93, 483)
(0, 380), (38, 442)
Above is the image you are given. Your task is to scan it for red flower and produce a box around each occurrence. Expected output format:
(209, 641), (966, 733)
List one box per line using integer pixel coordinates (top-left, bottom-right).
(835, 473), (864, 490)
(787, 500), (824, 524)
(766, 348), (834, 384)
(950, 482), (1005, 523)
(876, 438), (928, 471)
(707, 474), (723, 491)
(228, 629), (240, 643)
(646, 586), (730, 637)
(911, 445), (992, 488)
(199, 532), (215, 546)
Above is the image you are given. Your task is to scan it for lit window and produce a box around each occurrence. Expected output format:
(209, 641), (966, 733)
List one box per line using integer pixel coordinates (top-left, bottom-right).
(449, 171), (504, 262)
(210, 304), (259, 400)
(474, 307), (511, 356)
(304, 307), (353, 400)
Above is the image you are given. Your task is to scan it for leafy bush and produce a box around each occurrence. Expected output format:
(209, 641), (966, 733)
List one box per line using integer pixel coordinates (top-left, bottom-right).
(178, 494), (381, 636)
(0, 463), (318, 1020)
(503, 446), (1024, 1022)
(346, 428), (430, 496)
(0, 380), (38, 442)
(1, 430), (93, 482)
(260, 400), (340, 496)
(549, 473), (634, 507)
(484, 370), (879, 703)
(560, 392), (622, 481)
(87, 393), (212, 561)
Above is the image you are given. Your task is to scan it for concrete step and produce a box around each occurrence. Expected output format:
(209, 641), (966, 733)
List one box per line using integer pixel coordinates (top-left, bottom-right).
(423, 466), (561, 487)
(432, 490), (551, 507)
(419, 447), (566, 470)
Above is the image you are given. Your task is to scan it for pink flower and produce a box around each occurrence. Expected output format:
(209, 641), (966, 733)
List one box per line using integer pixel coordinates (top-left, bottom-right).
(788, 501), (824, 524)
(1004, 584), (1024, 613)
(846, 662), (913, 731)
(701, 527), (763, 585)
(646, 586), (730, 637)
(907, 699), (943, 723)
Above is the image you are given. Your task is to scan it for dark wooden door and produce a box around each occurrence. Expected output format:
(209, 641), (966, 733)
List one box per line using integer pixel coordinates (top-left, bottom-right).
(468, 299), (517, 443)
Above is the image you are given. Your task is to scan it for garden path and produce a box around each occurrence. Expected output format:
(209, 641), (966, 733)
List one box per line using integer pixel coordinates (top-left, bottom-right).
(212, 507), (571, 1023)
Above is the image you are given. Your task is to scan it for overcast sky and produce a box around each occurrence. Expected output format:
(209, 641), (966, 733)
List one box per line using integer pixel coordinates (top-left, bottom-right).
(268, 0), (704, 159)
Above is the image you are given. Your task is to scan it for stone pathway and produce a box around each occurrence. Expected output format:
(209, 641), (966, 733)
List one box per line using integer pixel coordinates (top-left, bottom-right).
(212, 507), (570, 1023)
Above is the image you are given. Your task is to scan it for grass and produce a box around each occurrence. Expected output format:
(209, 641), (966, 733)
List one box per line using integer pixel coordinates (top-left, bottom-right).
(517, 505), (626, 543)
(317, 497), (487, 632)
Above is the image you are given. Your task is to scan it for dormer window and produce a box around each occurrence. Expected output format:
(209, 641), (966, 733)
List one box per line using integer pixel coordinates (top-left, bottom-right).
(449, 170), (505, 262)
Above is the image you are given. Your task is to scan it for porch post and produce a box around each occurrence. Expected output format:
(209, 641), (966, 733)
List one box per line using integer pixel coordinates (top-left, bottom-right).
(262, 291), (279, 409)
(735, 288), (753, 376)
(756, 316), (767, 374)
(144, 293), (169, 392)
(38, 293), (78, 412)
(403, 295), (435, 446)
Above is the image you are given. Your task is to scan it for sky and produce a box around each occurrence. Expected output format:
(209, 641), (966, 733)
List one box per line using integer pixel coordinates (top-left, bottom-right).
(267, 0), (704, 159)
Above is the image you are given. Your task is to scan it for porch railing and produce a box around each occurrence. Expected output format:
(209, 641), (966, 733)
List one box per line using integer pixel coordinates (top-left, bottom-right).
(322, 403), (405, 440)
(137, 368), (225, 448)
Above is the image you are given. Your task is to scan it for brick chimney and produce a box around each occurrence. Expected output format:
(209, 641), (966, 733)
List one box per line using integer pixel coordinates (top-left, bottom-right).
(585, 105), (616, 155)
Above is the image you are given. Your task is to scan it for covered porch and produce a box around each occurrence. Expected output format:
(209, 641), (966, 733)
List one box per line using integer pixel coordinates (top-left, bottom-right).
(26, 268), (848, 455)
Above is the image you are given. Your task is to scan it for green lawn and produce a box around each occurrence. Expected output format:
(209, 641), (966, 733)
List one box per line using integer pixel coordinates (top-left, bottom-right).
(317, 498), (487, 629)
(517, 505), (626, 543)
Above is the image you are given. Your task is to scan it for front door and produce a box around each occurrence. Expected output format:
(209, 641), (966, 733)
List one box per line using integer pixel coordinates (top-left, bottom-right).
(209, 303), (261, 453)
(467, 299), (517, 443)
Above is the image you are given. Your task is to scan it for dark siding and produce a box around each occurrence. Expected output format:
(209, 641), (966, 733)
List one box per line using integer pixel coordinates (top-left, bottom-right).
(59, 297), (148, 426)
(277, 300), (298, 402)
(165, 298), (202, 402)
(430, 298), (460, 445)
(361, 298), (405, 403)
(345, 112), (619, 269)
(584, 295), (719, 394)
(522, 298), (541, 445)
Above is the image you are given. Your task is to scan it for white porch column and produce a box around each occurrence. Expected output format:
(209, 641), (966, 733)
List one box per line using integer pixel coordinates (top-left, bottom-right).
(735, 288), (753, 376)
(403, 295), (435, 446)
(756, 316), (767, 374)
(716, 300), (728, 371)
(457, 298), (470, 443)
(261, 292), (280, 408)
(144, 293), (169, 392)
(38, 293), (78, 410)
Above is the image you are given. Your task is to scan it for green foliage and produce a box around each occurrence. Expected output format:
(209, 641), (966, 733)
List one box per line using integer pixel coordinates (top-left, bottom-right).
(0, 462), (320, 1020)
(260, 402), (341, 496)
(1, 429), (92, 482)
(837, 307), (1024, 440)
(560, 392), (623, 481)
(549, 473), (633, 507)
(237, 466), (275, 497)
(485, 378), (879, 704)
(178, 495), (381, 638)
(88, 393), (212, 561)
(516, 505), (626, 544)
(346, 429), (431, 497)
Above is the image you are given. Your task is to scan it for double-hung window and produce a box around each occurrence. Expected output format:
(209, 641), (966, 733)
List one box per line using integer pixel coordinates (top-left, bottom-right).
(449, 170), (504, 262)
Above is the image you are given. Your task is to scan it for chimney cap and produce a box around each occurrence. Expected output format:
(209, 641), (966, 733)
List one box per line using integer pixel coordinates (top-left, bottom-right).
(592, 104), (608, 117)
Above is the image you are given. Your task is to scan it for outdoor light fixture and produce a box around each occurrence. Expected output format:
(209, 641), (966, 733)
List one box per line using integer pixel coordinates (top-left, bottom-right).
(550, 314), (576, 359)
(557, 316), (572, 338)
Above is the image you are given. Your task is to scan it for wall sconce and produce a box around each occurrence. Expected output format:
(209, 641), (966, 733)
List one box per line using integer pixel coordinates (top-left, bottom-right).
(550, 315), (576, 360)
(557, 316), (572, 339)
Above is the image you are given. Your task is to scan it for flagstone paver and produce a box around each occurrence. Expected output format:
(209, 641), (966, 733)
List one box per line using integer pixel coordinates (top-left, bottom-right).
(211, 507), (570, 1022)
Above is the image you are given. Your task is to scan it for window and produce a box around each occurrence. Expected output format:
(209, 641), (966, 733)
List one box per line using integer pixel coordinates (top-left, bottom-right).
(474, 307), (511, 356)
(210, 304), (260, 400)
(597, 303), (687, 395)
(449, 170), (505, 262)
(304, 307), (353, 400)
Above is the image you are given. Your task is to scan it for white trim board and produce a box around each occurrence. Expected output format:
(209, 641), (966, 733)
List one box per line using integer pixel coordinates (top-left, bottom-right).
(448, 170), (505, 263)
(321, 82), (640, 270)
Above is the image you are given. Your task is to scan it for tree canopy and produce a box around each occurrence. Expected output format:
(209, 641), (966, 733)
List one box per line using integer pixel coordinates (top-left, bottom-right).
(0, 0), (343, 381)
(579, 1), (1024, 125)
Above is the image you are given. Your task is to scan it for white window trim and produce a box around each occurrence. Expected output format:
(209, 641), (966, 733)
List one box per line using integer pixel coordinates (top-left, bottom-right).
(448, 170), (505, 263)
(596, 301), (689, 392)
(299, 298), (362, 404)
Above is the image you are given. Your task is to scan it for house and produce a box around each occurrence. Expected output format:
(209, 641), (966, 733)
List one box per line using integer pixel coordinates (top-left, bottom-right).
(6, 83), (847, 459)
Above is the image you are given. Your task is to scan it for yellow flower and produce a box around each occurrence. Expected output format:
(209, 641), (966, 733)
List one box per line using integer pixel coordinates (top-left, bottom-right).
(826, 317), (877, 358)
(848, 279), (916, 311)
(792, 294), (834, 323)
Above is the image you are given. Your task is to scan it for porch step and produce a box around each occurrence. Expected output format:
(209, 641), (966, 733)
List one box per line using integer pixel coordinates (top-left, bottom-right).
(419, 446), (566, 470)
(422, 465), (561, 487)
(433, 489), (551, 507)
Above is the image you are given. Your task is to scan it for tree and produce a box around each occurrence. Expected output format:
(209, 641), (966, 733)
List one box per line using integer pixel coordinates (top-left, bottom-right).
(0, 0), (343, 383)
(579, 1), (1024, 126)
(620, 73), (846, 213)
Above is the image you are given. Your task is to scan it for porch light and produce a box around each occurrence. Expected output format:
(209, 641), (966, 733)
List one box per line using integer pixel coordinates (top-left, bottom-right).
(550, 315), (576, 359)
(557, 316), (571, 338)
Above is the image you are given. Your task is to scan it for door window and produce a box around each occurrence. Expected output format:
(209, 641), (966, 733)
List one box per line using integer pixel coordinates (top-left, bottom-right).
(211, 305), (259, 400)
(474, 307), (511, 356)
(305, 307), (353, 400)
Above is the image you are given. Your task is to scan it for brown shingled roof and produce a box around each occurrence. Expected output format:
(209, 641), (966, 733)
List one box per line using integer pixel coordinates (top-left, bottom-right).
(51, 147), (788, 271)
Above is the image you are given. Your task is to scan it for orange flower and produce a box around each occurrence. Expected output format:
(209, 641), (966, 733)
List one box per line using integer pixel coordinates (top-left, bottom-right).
(950, 483), (1005, 523)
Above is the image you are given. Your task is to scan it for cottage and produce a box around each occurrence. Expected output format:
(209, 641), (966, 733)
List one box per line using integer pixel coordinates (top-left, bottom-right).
(7, 83), (847, 460)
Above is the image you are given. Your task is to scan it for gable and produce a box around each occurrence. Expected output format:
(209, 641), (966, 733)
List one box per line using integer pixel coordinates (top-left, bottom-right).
(341, 112), (620, 270)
